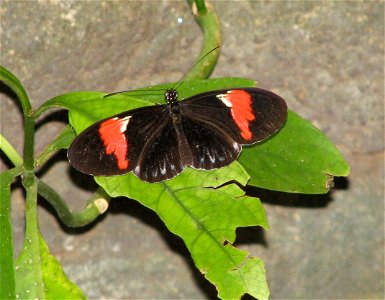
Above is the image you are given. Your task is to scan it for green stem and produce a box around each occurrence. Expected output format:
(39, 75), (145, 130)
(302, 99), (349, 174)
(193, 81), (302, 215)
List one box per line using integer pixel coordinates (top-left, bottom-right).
(37, 180), (110, 227)
(185, 0), (222, 80)
(192, 0), (207, 14)
(23, 116), (35, 170)
(0, 134), (23, 167)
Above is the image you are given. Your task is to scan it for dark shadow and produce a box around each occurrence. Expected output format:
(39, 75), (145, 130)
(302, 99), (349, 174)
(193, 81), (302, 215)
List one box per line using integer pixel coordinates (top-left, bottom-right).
(0, 81), (23, 169)
(35, 109), (68, 130)
(67, 162), (99, 193)
(0, 148), (14, 170)
(0, 80), (22, 113)
(245, 182), (343, 208)
(234, 226), (267, 247)
(246, 175), (350, 208)
(333, 176), (350, 190)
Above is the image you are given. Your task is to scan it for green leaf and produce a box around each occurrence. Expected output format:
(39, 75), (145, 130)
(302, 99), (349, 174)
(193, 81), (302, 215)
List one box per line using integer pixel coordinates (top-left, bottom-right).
(35, 125), (76, 167)
(96, 163), (269, 299)
(239, 111), (350, 194)
(0, 134), (23, 167)
(39, 233), (85, 299)
(0, 167), (22, 299)
(0, 65), (31, 115)
(15, 232), (85, 299)
(15, 176), (85, 299)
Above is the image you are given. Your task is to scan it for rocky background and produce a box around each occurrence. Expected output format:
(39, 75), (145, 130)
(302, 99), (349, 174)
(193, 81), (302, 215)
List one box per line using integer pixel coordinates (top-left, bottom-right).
(1, 1), (383, 299)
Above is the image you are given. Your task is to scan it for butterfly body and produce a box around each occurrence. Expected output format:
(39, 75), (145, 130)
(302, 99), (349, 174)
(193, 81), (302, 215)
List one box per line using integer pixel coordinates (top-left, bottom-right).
(68, 87), (287, 182)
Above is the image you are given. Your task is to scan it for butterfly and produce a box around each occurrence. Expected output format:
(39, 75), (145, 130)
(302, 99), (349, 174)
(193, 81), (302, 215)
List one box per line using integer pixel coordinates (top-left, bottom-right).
(68, 87), (287, 182)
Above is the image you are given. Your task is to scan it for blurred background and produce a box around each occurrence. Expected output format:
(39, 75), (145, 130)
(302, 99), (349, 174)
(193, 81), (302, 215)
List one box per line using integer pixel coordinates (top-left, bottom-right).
(1, 1), (383, 298)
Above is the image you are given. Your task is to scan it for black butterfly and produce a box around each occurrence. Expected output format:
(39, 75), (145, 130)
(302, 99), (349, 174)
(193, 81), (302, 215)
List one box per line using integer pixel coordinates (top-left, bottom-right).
(68, 87), (287, 182)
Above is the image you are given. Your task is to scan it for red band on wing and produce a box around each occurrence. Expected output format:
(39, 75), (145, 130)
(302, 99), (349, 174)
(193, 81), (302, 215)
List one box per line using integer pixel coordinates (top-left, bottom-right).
(99, 117), (129, 170)
(224, 90), (255, 140)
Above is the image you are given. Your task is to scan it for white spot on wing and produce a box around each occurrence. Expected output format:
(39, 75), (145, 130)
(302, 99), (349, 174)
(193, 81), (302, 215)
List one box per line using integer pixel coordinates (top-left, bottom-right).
(119, 116), (131, 132)
(160, 160), (167, 175)
(207, 151), (216, 163)
(217, 93), (232, 107)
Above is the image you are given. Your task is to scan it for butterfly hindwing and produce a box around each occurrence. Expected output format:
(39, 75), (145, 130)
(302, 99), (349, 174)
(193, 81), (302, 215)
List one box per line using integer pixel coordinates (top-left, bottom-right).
(132, 117), (184, 182)
(180, 115), (241, 170)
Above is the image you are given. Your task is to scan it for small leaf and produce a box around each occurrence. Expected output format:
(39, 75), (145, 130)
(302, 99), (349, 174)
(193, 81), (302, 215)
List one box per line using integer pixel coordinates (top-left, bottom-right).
(0, 65), (31, 114)
(15, 177), (85, 299)
(239, 111), (350, 194)
(35, 125), (76, 167)
(0, 168), (22, 299)
(39, 233), (86, 299)
(15, 232), (85, 299)
(96, 163), (269, 299)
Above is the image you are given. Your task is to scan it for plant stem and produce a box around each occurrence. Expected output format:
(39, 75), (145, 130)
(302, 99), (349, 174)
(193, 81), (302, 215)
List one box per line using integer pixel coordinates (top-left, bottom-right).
(185, 0), (222, 81)
(37, 180), (110, 227)
(23, 116), (35, 170)
(192, 0), (207, 14)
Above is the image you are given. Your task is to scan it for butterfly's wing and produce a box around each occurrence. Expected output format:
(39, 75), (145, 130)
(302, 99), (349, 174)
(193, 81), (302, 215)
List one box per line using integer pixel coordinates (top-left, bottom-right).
(68, 105), (183, 182)
(179, 88), (287, 170)
(179, 115), (242, 170)
(181, 88), (287, 144)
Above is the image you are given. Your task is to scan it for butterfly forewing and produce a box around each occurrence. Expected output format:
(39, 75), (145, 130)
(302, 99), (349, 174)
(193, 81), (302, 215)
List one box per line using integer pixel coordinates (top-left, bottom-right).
(181, 88), (287, 144)
(68, 105), (169, 177)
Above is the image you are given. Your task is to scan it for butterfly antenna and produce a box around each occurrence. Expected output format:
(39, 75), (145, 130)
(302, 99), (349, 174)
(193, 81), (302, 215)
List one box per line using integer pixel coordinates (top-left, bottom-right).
(105, 46), (220, 98)
(172, 45), (221, 91)
(104, 87), (166, 98)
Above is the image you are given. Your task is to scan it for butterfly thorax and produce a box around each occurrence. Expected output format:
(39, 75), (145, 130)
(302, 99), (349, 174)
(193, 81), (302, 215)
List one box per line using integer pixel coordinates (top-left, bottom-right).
(165, 89), (181, 115)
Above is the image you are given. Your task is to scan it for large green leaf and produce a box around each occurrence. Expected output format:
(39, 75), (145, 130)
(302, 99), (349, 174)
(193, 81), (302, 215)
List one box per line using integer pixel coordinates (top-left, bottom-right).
(239, 111), (350, 194)
(96, 163), (269, 299)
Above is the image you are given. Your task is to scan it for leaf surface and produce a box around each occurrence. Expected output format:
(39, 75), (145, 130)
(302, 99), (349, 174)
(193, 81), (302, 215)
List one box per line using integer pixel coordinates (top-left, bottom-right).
(239, 111), (350, 193)
(0, 168), (22, 299)
(15, 178), (85, 299)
